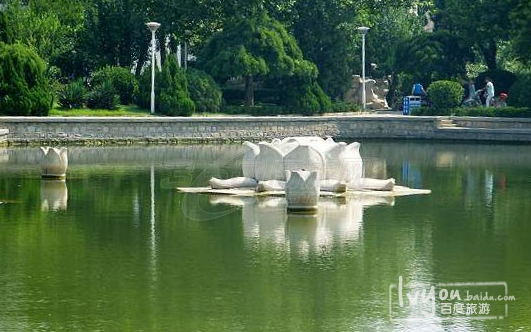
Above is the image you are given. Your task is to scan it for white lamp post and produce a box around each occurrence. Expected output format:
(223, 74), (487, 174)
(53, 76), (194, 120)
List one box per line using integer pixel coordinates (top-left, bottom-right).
(146, 22), (161, 115)
(357, 26), (370, 111)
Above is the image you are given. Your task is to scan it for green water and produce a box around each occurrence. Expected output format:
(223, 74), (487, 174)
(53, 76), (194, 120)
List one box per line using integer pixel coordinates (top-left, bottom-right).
(0, 142), (530, 331)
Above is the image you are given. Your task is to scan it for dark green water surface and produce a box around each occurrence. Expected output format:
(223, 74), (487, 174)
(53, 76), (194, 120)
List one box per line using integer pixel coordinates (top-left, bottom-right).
(0, 142), (530, 331)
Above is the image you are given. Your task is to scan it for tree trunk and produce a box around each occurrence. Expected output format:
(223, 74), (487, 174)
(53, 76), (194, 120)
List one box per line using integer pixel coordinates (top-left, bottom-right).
(480, 40), (497, 70)
(244, 75), (254, 107)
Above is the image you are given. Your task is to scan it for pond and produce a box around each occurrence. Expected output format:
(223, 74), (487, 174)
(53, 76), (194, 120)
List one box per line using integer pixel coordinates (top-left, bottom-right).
(0, 142), (530, 331)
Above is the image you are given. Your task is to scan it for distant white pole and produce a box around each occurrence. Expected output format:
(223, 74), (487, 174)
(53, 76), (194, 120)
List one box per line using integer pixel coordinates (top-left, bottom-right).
(358, 27), (370, 111)
(146, 22), (161, 115)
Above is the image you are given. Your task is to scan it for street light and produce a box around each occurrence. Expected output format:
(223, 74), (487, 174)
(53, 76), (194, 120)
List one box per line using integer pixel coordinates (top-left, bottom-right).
(357, 26), (370, 111)
(146, 22), (161, 115)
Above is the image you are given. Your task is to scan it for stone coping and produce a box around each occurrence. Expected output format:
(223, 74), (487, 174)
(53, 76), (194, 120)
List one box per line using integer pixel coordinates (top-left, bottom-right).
(0, 115), (439, 123)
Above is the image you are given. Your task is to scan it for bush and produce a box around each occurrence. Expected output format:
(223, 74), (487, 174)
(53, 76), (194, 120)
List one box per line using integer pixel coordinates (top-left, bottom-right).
(281, 82), (331, 115)
(92, 66), (138, 104)
(0, 43), (53, 116)
(331, 101), (362, 113)
(186, 68), (223, 112)
(427, 80), (464, 110)
(138, 57), (195, 116)
(476, 69), (517, 94)
(87, 80), (119, 110)
(411, 106), (530, 117)
(221, 104), (282, 116)
(57, 79), (87, 109)
(507, 74), (531, 108)
(453, 106), (530, 117)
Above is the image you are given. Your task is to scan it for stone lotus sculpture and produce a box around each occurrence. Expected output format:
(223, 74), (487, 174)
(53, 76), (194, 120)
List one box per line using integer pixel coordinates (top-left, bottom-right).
(40, 147), (68, 180)
(234, 136), (393, 191)
(285, 170), (320, 212)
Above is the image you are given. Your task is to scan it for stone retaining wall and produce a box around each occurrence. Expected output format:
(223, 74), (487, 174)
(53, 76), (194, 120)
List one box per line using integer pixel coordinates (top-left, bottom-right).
(451, 116), (531, 130)
(0, 128), (8, 147)
(0, 116), (530, 145)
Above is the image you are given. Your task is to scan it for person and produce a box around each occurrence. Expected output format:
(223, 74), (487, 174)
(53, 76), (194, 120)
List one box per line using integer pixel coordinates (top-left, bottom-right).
(484, 77), (495, 107)
(411, 82), (427, 97)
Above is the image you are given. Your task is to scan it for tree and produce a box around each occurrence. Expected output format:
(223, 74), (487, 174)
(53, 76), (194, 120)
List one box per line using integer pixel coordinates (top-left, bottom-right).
(438, 0), (518, 70)
(0, 43), (53, 116)
(290, 0), (358, 99)
(199, 12), (320, 107)
(510, 0), (531, 64)
(78, 0), (149, 74)
(395, 30), (473, 84)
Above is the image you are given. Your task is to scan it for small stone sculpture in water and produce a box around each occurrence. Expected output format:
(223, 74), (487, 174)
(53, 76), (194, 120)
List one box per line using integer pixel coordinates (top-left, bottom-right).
(285, 170), (320, 212)
(40, 147), (68, 180)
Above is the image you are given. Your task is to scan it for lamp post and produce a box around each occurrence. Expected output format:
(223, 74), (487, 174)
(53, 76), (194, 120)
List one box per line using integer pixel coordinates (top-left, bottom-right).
(357, 26), (370, 111)
(146, 22), (161, 115)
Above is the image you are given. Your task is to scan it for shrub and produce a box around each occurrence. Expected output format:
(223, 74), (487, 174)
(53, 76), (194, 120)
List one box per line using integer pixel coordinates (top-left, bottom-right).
(507, 74), (531, 108)
(476, 69), (517, 94)
(453, 106), (530, 117)
(412, 106), (530, 117)
(138, 57), (195, 116)
(0, 43), (53, 116)
(87, 80), (119, 110)
(281, 82), (331, 115)
(57, 79), (87, 109)
(92, 66), (138, 104)
(331, 101), (362, 113)
(186, 68), (223, 112)
(427, 80), (464, 110)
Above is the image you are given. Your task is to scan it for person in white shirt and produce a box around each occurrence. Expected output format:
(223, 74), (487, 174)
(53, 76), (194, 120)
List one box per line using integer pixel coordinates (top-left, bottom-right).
(484, 77), (495, 107)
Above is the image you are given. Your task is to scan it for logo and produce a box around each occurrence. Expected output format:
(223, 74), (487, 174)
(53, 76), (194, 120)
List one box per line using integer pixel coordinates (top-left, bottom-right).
(389, 276), (515, 321)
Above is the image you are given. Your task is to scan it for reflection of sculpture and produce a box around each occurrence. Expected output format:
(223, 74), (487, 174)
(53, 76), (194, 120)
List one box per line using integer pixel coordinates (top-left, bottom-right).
(40, 147), (68, 180)
(285, 170), (320, 212)
(41, 180), (68, 211)
(344, 75), (390, 110)
(0, 148), (8, 164)
(210, 195), (394, 253)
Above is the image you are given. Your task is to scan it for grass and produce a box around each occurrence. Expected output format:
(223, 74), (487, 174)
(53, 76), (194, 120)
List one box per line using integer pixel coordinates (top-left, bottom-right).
(49, 105), (152, 117)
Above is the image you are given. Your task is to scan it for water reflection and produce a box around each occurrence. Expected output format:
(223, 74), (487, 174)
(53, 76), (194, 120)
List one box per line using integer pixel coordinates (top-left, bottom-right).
(0, 148), (8, 163)
(40, 180), (68, 211)
(211, 195), (394, 254)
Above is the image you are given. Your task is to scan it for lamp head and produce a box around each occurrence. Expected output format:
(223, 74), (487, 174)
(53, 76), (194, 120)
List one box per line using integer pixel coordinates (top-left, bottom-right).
(357, 26), (370, 35)
(146, 22), (161, 33)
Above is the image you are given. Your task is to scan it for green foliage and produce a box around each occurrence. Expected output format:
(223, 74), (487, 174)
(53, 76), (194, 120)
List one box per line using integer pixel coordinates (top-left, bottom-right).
(390, 72), (415, 108)
(507, 74), (531, 108)
(78, 0), (149, 74)
(92, 66), (138, 104)
(476, 70), (517, 94)
(439, 0), (516, 69)
(138, 57), (195, 116)
(186, 68), (223, 112)
(0, 0), (84, 68)
(57, 79), (88, 109)
(427, 80), (464, 110)
(510, 0), (531, 64)
(290, 0), (358, 99)
(395, 31), (474, 85)
(412, 106), (531, 117)
(0, 43), (53, 116)
(200, 12), (324, 107)
(87, 80), (119, 110)
(331, 101), (362, 113)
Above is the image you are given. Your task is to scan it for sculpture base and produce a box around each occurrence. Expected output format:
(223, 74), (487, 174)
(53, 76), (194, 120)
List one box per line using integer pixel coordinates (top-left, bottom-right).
(42, 174), (66, 181)
(287, 206), (318, 214)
